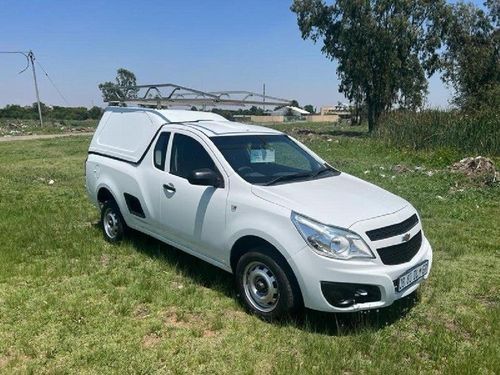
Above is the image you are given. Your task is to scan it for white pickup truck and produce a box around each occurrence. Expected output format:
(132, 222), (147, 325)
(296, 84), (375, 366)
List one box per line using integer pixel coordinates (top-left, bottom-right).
(85, 106), (432, 320)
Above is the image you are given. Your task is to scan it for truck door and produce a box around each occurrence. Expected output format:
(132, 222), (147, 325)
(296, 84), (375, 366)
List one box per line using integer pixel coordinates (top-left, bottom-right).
(160, 131), (228, 264)
(138, 130), (172, 233)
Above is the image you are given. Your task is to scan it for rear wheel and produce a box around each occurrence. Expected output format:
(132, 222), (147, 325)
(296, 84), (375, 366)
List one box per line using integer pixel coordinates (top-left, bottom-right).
(236, 251), (300, 320)
(101, 200), (125, 243)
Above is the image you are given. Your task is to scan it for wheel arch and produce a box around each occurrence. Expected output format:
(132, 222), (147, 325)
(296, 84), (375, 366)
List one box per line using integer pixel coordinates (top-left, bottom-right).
(97, 185), (117, 206)
(230, 235), (304, 306)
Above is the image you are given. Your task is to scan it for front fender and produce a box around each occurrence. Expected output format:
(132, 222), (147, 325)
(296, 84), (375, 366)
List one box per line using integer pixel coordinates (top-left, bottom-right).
(225, 198), (306, 264)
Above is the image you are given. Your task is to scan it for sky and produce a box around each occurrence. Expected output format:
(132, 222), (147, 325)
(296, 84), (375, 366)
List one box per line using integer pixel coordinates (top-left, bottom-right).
(0, 0), (485, 109)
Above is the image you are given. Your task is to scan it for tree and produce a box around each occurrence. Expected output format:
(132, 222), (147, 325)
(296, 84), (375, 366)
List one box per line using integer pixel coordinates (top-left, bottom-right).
(98, 68), (139, 102)
(304, 104), (316, 113)
(32, 102), (49, 116)
(248, 106), (265, 115)
(440, 1), (499, 111)
(88, 106), (103, 119)
(291, 0), (448, 132)
(0, 104), (105, 121)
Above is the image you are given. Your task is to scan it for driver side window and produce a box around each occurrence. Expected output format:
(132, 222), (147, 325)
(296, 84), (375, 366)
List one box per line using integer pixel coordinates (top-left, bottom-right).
(170, 133), (217, 179)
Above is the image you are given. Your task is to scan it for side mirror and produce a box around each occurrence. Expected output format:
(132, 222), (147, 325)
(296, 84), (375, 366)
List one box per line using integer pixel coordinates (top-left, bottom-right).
(187, 168), (222, 188)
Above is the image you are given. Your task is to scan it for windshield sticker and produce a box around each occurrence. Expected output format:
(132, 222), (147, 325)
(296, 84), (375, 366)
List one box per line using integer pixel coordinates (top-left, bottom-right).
(250, 148), (275, 163)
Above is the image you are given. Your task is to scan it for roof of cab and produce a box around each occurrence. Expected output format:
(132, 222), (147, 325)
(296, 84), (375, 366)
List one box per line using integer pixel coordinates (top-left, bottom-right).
(183, 121), (280, 137)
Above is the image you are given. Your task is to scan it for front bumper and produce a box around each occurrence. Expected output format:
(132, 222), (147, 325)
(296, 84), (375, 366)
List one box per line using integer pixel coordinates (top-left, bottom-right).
(291, 234), (433, 312)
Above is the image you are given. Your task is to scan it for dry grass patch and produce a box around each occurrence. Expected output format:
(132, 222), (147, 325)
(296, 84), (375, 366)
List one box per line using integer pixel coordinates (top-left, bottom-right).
(163, 309), (204, 330)
(99, 253), (111, 267)
(133, 304), (151, 319)
(142, 332), (162, 348)
(0, 351), (31, 371)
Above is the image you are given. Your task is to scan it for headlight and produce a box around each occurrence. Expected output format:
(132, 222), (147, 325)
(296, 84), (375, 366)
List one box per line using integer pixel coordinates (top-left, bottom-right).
(291, 212), (374, 260)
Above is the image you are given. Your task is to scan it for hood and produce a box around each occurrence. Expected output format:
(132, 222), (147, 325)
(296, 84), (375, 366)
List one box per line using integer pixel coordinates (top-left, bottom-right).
(251, 173), (408, 228)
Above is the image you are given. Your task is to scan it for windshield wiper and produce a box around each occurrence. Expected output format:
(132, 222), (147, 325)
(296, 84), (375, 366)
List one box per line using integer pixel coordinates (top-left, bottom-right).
(310, 167), (330, 177)
(310, 165), (339, 178)
(264, 172), (314, 186)
(264, 166), (339, 186)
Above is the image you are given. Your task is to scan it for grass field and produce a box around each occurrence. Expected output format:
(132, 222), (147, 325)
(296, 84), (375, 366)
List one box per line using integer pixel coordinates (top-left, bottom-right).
(376, 110), (499, 156)
(0, 124), (498, 373)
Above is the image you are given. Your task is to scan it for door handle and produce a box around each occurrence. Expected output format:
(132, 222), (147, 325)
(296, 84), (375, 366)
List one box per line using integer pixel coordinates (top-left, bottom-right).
(163, 183), (176, 193)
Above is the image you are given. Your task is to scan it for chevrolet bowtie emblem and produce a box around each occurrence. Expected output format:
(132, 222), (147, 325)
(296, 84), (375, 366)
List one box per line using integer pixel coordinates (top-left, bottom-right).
(402, 233), (411, 242)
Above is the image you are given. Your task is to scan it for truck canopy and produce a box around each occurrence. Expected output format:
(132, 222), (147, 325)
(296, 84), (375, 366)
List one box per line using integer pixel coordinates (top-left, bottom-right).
(88, 107), (227, 163)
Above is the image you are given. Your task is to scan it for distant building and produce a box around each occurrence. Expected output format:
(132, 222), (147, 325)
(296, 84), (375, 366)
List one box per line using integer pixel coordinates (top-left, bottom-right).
(233, 105), (351, 124)
(272, 106), (311, 116)
(320, 104), (351, 116)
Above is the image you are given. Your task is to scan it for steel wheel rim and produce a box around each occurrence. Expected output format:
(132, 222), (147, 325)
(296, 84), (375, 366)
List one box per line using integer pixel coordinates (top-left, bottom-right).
(243, 261), (280, 312)
(104, 209), (119, 239)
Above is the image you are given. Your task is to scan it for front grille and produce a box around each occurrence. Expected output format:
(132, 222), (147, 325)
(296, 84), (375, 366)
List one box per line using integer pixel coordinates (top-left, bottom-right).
(366, 214), (419, 241)
(376, 231), (422, 265)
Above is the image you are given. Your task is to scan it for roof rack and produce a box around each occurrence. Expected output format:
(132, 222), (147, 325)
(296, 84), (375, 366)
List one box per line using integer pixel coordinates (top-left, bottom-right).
(107, 83), (292, 109)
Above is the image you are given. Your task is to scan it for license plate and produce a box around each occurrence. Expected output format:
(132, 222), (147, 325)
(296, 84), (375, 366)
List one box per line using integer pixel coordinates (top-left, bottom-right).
(395, 261), (429, 293)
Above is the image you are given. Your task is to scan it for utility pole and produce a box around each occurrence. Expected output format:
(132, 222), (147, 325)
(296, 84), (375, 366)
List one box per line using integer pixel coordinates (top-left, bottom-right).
(0, 50), (43, 126)
(263, 83), (266, 112)
(28, 51), (43, 127)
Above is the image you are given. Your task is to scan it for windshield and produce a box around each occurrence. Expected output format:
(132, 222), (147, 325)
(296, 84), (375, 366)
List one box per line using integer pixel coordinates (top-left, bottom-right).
(211, 134), (339, 185)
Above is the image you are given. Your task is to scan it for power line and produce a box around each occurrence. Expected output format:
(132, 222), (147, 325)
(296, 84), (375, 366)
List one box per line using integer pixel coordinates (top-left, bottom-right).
(2, 51), (71, 107)
(1, 50), (74, 125)
(0, 51), (30, 74)
(0, 50), (43, 126)
(35, 59), (70, 106)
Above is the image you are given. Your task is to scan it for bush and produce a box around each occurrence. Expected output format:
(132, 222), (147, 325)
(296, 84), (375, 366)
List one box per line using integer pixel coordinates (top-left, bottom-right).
(0, 104), (103, 121)
(376, 109), (499, 155)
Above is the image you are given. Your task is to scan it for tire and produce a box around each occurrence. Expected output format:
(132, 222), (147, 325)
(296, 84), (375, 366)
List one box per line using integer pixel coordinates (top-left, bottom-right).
(235, 250), (300, 321)
(100, 200), (126, 243)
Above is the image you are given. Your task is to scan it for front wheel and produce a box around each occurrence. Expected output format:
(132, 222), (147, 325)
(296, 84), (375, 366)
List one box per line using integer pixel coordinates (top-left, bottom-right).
(101, 200), (125, 243)
(236, 251), (300, 320)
